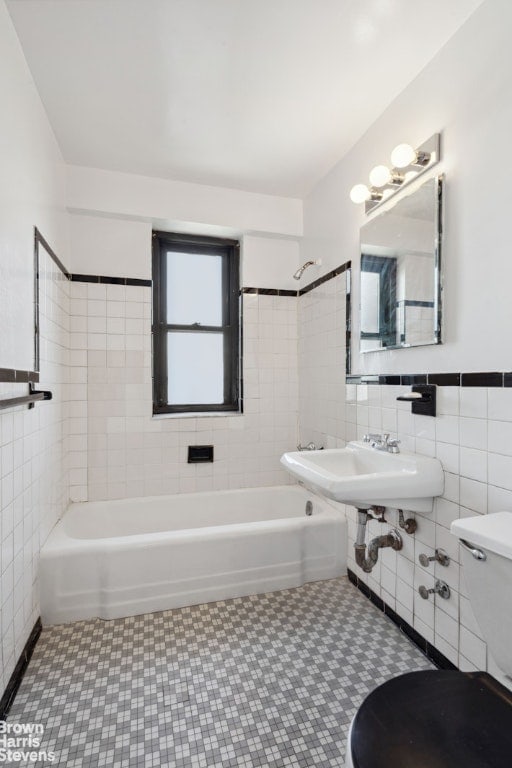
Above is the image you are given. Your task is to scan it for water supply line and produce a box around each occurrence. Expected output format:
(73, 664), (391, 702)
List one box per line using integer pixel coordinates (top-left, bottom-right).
(354, 508), (403, 573)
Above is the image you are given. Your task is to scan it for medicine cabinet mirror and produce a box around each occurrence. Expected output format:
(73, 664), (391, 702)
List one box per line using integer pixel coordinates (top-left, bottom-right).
(358, 174), (442, 354)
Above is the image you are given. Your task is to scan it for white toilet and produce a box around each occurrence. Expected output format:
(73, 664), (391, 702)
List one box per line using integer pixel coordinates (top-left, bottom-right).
(346, 511), (512, 768)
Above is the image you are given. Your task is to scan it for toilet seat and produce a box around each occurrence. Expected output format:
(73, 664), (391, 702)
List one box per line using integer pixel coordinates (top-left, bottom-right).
(349, 669), (512, 768)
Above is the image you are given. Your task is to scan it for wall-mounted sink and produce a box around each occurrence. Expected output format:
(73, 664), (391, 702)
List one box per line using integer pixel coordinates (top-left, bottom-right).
(280, 440), (444, 513)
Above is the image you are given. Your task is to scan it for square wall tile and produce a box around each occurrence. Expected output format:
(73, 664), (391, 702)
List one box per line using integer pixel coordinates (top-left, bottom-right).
(488, 420), (512, 456)
(488, 388), (512, 422)
(460, 388), (487, 419)
(459, 477), (487, 514)
(488, 453), (512, 492)
(459, 417), (487, 450)
(459, 447), (487, 483)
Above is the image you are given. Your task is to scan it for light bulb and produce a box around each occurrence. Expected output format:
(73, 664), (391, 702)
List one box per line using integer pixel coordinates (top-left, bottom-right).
(391, 143), (416, 169)
(350, 184), (371, 204)
(369, 165), (391, 188)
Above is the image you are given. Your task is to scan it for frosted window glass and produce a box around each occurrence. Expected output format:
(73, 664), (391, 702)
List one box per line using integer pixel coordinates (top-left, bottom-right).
(167, 251), (222, 325)
(167, 332), (224, 404)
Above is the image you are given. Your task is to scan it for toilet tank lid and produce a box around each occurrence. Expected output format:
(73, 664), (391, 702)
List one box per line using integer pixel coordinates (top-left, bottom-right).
(451, 512), (512, 560)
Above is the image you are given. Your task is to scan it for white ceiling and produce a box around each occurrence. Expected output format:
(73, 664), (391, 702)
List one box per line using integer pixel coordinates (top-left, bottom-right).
(7, 0), (484, 198)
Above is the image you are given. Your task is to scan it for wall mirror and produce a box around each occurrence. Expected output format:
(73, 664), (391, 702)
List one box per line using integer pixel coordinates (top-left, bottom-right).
(359, 174), (442, 354)
(0, 228), (42, 379)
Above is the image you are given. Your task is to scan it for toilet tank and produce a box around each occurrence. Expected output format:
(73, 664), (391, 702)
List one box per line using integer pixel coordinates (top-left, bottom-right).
(451, 512), (512, 678)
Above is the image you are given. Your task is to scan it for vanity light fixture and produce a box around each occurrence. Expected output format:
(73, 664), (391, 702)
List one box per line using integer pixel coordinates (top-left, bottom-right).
(350, 133), (440, 214)
(349, 184), (382, 204)
(368, 165), (403, 188)
(391, 143), (431, 169)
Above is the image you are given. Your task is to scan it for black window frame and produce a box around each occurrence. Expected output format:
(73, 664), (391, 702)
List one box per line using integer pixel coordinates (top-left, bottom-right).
(152, 231), (241, 415)
(360, 254), (397, 348)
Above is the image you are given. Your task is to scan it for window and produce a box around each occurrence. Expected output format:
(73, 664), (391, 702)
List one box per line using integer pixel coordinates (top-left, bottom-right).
(360, 254), (397, 350)
(152, 231), (240, 415)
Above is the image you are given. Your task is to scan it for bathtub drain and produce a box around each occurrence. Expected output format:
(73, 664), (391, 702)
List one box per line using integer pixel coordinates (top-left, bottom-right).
(305, 500), (313, 516)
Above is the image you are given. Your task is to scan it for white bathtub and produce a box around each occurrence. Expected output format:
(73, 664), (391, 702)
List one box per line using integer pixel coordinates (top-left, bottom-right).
(40, 485), (346, 625)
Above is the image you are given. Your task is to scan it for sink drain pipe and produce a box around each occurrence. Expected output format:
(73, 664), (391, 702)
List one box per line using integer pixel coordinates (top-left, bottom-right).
(354, 508), (403, 573)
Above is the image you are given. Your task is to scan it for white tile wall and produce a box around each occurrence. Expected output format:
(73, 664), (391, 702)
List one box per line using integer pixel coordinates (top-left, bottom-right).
(8, 255), (512, 696)
(0, 249), (69, 695)
(2, 274), (302, 697)
(298, 274), (346, 449)
(345, 382), (512, 685)
(70, 286), (298, 501)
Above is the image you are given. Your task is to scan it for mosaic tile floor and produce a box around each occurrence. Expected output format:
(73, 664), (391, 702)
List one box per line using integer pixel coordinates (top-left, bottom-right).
(9, 577), (433, 767)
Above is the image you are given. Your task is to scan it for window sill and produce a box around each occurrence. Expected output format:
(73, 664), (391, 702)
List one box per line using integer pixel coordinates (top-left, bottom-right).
(152, 410), (243, 420)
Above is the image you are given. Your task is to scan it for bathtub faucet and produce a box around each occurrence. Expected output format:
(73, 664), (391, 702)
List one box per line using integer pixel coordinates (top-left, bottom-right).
(297, 442), (324, 451)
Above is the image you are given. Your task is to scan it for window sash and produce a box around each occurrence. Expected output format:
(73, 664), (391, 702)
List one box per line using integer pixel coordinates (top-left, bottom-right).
(152, 232), (240, 414)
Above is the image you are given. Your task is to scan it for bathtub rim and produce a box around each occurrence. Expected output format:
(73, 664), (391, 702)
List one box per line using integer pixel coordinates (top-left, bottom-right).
(42, 484), (344, 556)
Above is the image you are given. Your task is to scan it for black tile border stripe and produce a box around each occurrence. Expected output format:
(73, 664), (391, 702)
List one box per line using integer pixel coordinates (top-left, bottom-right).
(242, 287), (298, 297)
(461, 371), (503, 387)
(0, 368), (39, 384)
(38, 242), (350, 296)
(347, 372), (512, 388)
(34, 249), (349, 298)
(0, 618), (42, 720)
(70, 274), (152, 287)
(0, 237), (150, 383)
(33, 228), (152, 288)
(426, 373), (461, 386)
(242, 261), (351, 299)
(32, 233), (152, 288)
(35, 227), (70, 279)
(401, 374), (427, 386)
(347, 569), (457, 671)
(298, 261), (351, 296)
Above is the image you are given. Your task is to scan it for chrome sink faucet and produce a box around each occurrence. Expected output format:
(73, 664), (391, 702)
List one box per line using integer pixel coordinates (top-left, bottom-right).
(362, 433), (401, 454)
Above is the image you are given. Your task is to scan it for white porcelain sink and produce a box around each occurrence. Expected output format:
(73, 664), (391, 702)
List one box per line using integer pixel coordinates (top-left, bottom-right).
(280, 440), (444, 513)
